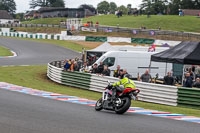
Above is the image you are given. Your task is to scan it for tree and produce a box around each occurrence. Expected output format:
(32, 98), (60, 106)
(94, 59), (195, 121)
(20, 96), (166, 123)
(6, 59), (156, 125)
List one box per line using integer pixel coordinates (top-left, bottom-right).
(30, 0), (65, 9)
(127, 4), (132, 9)
(50, 0), (65, 7)
(14, 13), (24, 21)
(140, 0), (168, 14)
(117, 5), (128, 14)
(169, 0), (200, 15)
(0, 0), (16, 14)
(109, 2), (117, 14)
(97, 1), (110, 14)
(79, 4), (96, 13)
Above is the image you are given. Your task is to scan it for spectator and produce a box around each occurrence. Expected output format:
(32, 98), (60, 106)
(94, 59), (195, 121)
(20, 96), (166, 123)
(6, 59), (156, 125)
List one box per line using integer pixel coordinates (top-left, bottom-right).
(73, 61), (80, 72)
(188, 68), (195, 80)
(113, 65), (121, 78)
(183, 73), (193, 87)
(90, 63), (98, 74)
(122, 69), (128, 79)
(80, 62), (89, 72)
(164, 72), (174, 85)
(98, 61), (104, 74)
(102, 65), (110, 76)
(118, 69), (124, 79)
(64, 59), (71, 71)
(195, 66), (200, 78)
(70, 59), (75, 72)
(140, 69), (152, 83)
(147, 11), (150, 18)
(193, 78), (200, 88)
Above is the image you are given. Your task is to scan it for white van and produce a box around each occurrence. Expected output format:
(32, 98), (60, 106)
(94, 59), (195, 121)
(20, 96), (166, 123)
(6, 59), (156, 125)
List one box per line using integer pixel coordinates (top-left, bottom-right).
(93, 51), (172, 78)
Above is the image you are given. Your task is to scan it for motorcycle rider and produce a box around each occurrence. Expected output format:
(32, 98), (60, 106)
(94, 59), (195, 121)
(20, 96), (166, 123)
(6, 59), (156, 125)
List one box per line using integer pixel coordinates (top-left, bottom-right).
(111, 74), (136, 102)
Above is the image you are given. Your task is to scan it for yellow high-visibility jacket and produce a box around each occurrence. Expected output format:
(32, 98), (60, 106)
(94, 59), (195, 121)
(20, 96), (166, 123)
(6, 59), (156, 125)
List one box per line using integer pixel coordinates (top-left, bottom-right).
(113, 77), (136, 89)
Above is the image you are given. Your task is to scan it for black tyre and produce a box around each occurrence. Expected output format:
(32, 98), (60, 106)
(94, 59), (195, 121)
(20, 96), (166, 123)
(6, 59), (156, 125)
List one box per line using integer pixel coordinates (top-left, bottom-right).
(95, 98), (103, 111)
(115, 97), (131, 114)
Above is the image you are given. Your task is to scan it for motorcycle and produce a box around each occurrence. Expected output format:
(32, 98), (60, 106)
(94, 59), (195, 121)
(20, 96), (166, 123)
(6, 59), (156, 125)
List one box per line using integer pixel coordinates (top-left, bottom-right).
(95, 81), (140, 114)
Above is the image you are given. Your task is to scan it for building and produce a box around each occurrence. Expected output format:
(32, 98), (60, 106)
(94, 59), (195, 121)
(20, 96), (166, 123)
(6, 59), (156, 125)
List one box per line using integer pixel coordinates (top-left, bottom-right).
(0, 10), (15, 24)
(24, 10), (40, 20)
(182, 9), (200, 16)
(37, 7), (95, 18)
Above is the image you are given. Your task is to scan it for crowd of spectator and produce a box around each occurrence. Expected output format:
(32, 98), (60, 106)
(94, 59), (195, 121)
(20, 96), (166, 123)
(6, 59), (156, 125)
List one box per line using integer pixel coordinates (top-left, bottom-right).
(183, 67), (200, 88)
(63, 59), (200, 88)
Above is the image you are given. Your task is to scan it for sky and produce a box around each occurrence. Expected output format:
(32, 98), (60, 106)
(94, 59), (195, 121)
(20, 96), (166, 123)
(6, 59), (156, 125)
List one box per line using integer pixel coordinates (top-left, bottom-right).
(15, 0), (142, 13)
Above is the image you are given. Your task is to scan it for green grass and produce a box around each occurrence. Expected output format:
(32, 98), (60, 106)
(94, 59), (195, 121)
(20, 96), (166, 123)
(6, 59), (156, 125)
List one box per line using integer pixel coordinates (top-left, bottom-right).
(0, 65), (199, 117)
(21, 15), (200, 33)
(0, 46), (13, 56)
(22, 17), (67, 25)
(4, 37), (90, 52)
(14, 27), (66, 34)
(84, 15), (200, 33)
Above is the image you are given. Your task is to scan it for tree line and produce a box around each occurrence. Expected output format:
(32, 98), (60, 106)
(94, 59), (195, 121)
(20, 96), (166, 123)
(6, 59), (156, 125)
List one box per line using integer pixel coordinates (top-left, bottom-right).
(0, 0), (200, 15)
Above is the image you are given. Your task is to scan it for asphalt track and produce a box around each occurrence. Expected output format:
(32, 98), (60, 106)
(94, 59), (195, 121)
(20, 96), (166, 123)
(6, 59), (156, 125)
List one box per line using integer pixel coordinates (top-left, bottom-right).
(0, 88), (199, 133)
(0, 37), (200, 133)
(0, 37), (80, 66)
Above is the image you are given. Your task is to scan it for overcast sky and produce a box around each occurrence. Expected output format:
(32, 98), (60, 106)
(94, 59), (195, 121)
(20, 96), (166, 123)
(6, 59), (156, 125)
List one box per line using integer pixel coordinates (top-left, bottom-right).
(15, 0), (142, 13)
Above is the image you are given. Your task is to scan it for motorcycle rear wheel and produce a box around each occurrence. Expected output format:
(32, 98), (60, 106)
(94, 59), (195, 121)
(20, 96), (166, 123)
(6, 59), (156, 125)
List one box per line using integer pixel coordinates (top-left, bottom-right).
(95, 98), (103, 111)
(115, 97), (131, 114)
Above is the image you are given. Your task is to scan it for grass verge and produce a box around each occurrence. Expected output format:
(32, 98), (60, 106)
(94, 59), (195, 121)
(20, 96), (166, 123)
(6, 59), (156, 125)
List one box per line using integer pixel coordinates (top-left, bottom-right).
(84, 15), (200, 33)
(21, 17), (67, 25)
(0, 65), (199, 117)
(0, 46), (13, 56)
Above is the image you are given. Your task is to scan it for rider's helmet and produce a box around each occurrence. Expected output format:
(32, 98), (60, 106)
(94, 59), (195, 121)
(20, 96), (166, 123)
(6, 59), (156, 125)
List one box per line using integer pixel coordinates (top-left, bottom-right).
(124, 74), (132, 79)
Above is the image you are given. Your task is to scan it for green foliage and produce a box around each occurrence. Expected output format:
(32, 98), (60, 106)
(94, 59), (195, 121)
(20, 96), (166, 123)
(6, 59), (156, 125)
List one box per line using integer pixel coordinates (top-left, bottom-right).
(117, 5), (128, 15)
(140, 0), (200, 15)
(30, 0), (65, 9)
(79, 4), (96, 13)
(83, 15), (200, 33)
(0, 0), (16, 14)
(14, 13), (25, 21)
(97, 1), (110, 14)
(109, 2), (117, 14)
(140, 0), (168, 14)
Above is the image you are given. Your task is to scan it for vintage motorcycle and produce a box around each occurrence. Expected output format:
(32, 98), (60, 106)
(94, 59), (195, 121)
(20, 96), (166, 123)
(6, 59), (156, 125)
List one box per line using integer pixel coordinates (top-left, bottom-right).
(95, 81), (140, 114)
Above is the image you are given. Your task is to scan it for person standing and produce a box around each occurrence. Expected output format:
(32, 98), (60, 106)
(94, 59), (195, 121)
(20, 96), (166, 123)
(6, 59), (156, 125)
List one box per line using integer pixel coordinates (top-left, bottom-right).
(164, 72), (174, 85)
(90, 63), (98, 74)
(140, 69), (152, 83)
(183, 73), (193, 88)
(113, 65), (121, 78)
(102, 65), (110, 76)
(193, 78), (200, 88)
(97, 62), (104, 74)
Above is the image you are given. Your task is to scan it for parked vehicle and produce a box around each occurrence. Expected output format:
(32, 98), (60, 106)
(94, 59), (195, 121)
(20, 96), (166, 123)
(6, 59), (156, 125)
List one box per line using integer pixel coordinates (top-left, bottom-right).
(92, 51), (172, 78)
(95, 81), (140, 114)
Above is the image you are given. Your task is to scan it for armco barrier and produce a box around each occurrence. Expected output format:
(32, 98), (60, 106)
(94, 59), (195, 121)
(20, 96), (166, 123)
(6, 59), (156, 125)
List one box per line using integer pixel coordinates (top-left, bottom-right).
(131, 38), (155, 44)
(47, 61), (178, 106)
(178, 87), (200, 109)
(86, 36), (107, 42)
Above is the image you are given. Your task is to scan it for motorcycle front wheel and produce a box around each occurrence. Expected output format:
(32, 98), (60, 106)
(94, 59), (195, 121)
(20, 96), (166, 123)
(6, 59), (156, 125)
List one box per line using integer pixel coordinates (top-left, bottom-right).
(115, 97), (131, 114)
(95, 98), (103, 111)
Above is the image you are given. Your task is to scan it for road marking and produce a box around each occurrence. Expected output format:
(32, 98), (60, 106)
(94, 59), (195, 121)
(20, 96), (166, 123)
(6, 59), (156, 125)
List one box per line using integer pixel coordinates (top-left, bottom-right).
(0, 82), (199, 124)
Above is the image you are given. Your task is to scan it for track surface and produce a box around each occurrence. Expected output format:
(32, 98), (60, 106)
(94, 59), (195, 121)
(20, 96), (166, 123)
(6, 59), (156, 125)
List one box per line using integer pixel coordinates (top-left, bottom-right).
(0, 89), (200, 133)
(0, 37), (200, 133)
(0, 37), (80, 66)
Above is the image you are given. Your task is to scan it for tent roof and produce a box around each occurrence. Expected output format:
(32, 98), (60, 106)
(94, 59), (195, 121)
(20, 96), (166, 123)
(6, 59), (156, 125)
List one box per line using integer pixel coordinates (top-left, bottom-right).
(151, 41), (200, 65)
(88, 42), (169, 52)
(90, 42), (113, 52)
